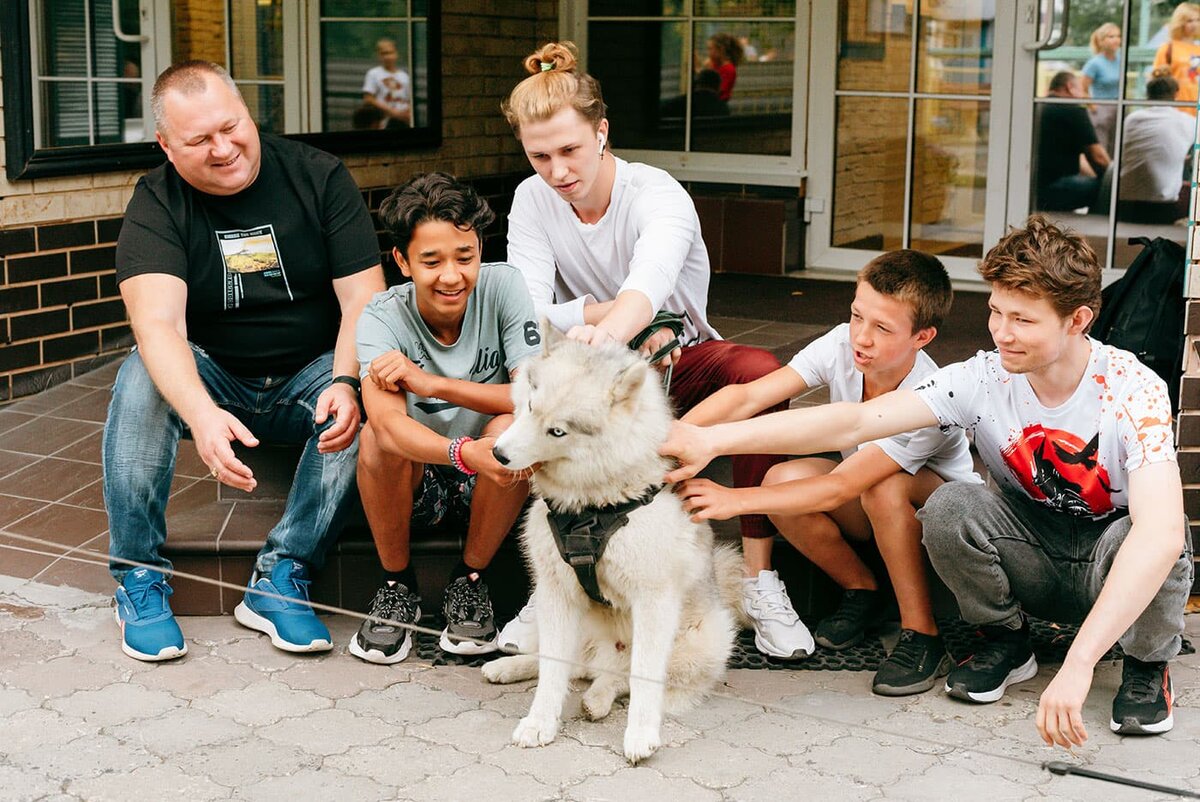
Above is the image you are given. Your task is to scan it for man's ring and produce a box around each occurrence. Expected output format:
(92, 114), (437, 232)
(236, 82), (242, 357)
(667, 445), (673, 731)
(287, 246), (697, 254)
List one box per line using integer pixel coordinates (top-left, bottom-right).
(211, 468), (219, 478)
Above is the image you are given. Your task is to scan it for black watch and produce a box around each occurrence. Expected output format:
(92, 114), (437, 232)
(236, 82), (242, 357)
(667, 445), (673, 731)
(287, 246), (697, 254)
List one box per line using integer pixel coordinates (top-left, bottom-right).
(331, 374), (362, 394)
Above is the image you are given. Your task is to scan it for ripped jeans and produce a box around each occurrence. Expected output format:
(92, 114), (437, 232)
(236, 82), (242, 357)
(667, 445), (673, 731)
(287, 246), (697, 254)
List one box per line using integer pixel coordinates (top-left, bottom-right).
(103, 346), (359, 582)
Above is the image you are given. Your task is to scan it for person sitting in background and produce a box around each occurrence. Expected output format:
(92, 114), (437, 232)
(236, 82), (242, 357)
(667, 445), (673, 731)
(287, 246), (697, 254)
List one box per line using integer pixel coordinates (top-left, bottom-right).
(1117, 70), (1195, 225)
(362, 37), (412, 129)
(661, 68), (730, 119)
(705, 33), (743, 102)
(1035, 71), (1111, 212)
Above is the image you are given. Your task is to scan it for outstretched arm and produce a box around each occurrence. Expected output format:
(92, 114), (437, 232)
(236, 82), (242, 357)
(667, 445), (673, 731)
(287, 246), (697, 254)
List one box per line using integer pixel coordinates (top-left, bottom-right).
(681, 365), (807, 426)
(1036, 459), (1186, 749)
(662, 388), (939, 482)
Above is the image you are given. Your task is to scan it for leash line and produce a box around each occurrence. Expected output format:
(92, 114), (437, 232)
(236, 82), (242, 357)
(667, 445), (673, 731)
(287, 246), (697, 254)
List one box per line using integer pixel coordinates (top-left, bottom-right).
(2, 532), (1197, 797)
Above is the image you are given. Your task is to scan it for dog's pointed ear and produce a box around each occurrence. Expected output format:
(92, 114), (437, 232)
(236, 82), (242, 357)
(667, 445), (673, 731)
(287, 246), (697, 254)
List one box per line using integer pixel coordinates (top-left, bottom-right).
(540, 318), (565, 355)
(610, 358), (648, 407)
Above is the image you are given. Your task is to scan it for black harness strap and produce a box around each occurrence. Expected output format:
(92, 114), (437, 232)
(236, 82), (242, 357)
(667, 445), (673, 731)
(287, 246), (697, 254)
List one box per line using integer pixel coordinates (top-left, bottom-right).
(545, 485), (664, 606)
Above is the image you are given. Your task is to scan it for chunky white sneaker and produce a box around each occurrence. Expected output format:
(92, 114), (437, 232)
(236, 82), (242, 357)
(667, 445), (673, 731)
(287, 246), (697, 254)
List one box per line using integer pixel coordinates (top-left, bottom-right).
(497, 592), (538, 653)
(741, 570), (814, 659)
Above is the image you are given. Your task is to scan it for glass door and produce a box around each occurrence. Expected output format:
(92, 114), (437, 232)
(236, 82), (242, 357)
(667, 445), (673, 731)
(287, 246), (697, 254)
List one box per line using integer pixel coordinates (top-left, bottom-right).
(1011, 0), (1196, 274)
(807, 0), (1017, 282)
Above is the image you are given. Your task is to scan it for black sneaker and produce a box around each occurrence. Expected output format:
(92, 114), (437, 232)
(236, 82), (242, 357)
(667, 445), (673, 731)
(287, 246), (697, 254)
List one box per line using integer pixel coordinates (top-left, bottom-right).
(814, 589), (881, 650)
(945, 621), (1038, 703)
(439, 574), (499, 655)
(872, 629), (953, 697)
(1110, 656), (1173, 735)
(348, 582), (421, 665)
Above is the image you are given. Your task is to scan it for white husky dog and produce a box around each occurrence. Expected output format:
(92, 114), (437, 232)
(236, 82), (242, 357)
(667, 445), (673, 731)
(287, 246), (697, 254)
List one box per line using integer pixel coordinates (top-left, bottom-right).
(483, 326), (743, 764)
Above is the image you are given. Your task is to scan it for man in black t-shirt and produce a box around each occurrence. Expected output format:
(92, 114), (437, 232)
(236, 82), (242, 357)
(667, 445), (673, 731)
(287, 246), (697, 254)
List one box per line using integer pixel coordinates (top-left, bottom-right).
(1035, 71), (1112, 212)
(107, 61), (385, 662)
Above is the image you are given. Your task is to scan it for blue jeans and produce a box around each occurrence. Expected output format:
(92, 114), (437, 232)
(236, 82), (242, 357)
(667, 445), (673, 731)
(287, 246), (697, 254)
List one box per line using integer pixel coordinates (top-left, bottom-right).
(103, 345), (359, 582)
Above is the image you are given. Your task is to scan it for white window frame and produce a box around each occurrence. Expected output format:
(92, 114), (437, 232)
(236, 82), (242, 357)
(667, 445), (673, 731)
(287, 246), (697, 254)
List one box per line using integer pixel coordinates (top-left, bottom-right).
(560, 1), (810, 188)
(803, 0), (1017, 285)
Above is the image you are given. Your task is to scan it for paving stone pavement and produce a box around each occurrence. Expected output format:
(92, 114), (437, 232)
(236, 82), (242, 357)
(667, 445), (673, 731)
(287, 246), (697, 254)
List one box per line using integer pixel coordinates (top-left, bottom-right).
(4, 574), (1200, 802)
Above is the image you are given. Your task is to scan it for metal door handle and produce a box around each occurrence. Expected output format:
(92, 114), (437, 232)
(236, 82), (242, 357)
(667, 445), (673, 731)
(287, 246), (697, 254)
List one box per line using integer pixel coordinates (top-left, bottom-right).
(1024, 0), (1071, 52)
(111, 0), (149, 44)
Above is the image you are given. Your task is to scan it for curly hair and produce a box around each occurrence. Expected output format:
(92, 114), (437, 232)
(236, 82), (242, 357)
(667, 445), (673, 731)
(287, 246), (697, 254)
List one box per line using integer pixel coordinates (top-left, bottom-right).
(978, 215), (1101, 328)
(501, 41), (607, 135)
(378, 172), (495, 259)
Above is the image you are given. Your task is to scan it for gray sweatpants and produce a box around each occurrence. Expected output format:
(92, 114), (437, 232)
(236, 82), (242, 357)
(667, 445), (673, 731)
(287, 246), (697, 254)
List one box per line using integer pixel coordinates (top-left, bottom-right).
(918, 481), (1192, 663)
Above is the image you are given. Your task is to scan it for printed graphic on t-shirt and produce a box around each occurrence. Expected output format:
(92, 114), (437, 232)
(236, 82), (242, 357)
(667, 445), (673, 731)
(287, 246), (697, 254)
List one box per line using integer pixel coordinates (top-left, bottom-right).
(215, 226), (294, 310)
(1000, 424), (1118, 517)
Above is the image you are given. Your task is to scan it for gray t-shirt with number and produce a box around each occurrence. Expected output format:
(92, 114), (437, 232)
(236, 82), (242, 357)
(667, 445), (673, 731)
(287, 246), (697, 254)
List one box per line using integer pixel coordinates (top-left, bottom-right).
(355, 262), (541, 438)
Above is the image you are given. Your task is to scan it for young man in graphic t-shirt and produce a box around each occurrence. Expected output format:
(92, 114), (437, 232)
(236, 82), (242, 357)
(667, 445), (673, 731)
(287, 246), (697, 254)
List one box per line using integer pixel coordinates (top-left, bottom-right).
(109, 61), (384, 662)
(351, 173), (540, 663)
(361, 38), (412, 129)
(661, 216), (1191, 746)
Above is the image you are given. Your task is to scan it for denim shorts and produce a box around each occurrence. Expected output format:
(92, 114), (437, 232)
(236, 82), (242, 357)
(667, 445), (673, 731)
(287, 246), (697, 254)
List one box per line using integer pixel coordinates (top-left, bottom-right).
(412, 465), (476, 528)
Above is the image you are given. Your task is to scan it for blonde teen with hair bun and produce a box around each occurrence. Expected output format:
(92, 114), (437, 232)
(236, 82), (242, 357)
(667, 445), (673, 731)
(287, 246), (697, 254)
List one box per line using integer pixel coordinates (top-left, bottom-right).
(495, 41), (814, 664)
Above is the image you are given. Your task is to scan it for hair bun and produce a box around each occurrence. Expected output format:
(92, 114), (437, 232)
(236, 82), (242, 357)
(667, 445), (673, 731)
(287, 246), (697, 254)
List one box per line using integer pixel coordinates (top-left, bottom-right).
(523, 41), (579, 76)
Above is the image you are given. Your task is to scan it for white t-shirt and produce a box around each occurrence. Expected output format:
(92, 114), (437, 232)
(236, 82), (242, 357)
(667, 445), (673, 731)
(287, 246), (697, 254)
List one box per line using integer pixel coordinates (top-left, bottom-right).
(787, 324), (981, 484)
(506, 156), (720, 345)
(1119, 107), (1194, 202)
(914, 340), (1176, 518)
(362, 66), (411, 122)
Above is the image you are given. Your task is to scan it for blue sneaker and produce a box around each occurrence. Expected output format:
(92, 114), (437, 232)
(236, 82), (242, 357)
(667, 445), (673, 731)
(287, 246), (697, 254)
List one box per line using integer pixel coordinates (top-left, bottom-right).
(114, 568), (187, 662)
(233, 559), (332, 653)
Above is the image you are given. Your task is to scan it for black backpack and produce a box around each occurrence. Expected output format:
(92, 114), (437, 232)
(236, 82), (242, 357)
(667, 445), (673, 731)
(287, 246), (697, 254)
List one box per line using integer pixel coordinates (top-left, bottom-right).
(1092, 237), (1186, 412)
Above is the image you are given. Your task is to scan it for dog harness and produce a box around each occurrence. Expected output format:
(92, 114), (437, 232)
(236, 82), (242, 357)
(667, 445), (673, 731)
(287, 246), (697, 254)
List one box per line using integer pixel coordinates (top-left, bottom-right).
(545, 485), (664, 606)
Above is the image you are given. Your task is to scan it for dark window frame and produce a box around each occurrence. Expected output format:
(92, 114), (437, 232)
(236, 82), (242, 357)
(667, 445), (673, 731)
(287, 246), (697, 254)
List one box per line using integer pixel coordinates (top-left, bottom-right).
(1, 1), (443, 181)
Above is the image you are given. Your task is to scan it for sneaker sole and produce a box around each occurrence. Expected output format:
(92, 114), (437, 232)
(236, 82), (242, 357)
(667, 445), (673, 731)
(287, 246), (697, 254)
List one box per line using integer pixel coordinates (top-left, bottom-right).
(814, 631), (865, 651)
(233, 602), (332, 653)
(113, 608), (187, 662)
(754, 632), (812, 660)
(1109, 713), (1174, 735)
(439, 630), (499, 655)
(872, 654), (953, 697)
(945, 654), (1038, 704)
(348, 634), (412, 665)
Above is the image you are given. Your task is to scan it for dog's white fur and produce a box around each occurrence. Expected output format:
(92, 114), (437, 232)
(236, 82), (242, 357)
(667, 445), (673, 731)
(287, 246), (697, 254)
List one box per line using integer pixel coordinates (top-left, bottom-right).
(483, 325), (744, 764)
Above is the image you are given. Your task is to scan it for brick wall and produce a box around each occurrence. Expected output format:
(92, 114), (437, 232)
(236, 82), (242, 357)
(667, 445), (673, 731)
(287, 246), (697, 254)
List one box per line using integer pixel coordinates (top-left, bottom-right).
(0, 0), (558, 402)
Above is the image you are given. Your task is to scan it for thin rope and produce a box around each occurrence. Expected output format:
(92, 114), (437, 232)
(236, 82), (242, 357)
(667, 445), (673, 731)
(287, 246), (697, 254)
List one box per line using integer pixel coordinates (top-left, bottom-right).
(2, 532), (1197, 797)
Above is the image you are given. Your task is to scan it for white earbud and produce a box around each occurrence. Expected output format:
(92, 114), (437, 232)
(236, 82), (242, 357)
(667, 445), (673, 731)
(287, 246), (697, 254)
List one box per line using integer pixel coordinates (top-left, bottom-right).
(597, 132), (606, 155)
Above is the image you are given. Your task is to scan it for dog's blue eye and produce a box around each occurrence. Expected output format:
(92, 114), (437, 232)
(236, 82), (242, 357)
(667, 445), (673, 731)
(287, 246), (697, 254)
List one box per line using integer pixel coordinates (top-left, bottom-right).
(547, 427), (567, 438)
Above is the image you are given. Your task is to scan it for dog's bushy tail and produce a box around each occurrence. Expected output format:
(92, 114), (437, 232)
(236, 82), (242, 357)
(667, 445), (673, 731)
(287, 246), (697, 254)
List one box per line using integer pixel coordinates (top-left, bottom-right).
(713, 544), (751, 628)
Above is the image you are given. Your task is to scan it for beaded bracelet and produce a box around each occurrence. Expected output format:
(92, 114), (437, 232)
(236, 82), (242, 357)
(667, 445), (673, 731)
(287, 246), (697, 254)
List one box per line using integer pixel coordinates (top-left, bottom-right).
(448, 436), (477, 476)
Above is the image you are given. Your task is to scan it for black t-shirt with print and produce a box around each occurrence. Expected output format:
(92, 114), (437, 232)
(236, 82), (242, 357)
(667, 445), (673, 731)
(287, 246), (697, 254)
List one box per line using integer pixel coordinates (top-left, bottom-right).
(116, 134), (379, 376)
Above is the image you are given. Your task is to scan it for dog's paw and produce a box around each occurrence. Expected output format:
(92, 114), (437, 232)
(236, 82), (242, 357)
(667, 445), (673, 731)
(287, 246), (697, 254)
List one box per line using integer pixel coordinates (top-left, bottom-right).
(581, 686), (616, 721)
(513, 714), (559, 748)
(482, 655), (536, 685)
(622, 725), (661, 764)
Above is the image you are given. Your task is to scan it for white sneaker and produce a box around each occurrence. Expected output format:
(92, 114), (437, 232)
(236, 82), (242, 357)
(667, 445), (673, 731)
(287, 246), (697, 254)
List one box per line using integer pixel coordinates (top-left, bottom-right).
(498, 592), (538, 653)
(741, 570), (814, 660)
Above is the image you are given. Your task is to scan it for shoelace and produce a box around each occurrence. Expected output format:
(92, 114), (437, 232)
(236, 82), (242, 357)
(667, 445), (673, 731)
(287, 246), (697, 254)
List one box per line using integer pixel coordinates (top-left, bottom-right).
(128, 578), (172, 615)
(751, 585), (798, 622)
(885, 630), (927, 670)
(369, 586), (419, 625)
(1120, 663), (1165, 703)
(274, 568), (313, 606)
(823, 592), (874, 629)
(446, 580), (491, 624)
(967, 633), (1025, 670)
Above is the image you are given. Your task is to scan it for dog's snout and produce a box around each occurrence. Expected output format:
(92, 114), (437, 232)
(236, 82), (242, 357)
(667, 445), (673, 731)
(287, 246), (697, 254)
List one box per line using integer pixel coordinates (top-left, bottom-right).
(493, 447), (511, 466)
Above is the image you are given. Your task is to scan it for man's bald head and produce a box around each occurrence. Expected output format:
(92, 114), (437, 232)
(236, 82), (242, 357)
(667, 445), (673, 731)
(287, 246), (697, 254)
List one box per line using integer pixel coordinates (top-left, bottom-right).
(152, 61), (244, 134)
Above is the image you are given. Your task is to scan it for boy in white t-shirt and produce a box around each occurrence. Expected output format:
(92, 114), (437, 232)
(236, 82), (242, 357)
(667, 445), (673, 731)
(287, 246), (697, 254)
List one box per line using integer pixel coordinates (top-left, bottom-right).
(662, 216), (1191, 746)
(361, 38), (412, 129)
(351, 173), (540, 664)
(679, 250), (981, 696)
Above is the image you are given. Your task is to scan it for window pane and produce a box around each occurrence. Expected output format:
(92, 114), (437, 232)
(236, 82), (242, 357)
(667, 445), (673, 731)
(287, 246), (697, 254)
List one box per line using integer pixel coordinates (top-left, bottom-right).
(1029, 99), (1110, 264)
(413, 21), (428, 127)
(916, 1), (993, 96)
(693, 0), (795, 15)
(40, 81), (90, 147)
(323, 22), (412, 132)
(1113, 103), (1194, 267)
(321, 1), (408, 15)
(909, 99), (989, 258)
(230, 0), (284, 81)
(837, 0), (911, 93)
(690, 22), (793, 155)
(1124, 1), (1175, 101)
(172, 0), (227, 65)
(91, 0), (142, 80)
(239, 84), (285, 134)
(93, 81), (143, 144)
(832, 96), (906, 250)
(591, 1), (685, 14)
(412, 0), (429, 15)
(588, 21), (687, 151)
(39, 0), (88, 77)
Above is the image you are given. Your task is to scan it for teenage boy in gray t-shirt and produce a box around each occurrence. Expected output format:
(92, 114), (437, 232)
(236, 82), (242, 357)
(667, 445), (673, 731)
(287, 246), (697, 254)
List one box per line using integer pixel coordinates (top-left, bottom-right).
(351, 173), (540, 664)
